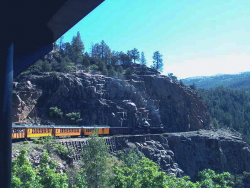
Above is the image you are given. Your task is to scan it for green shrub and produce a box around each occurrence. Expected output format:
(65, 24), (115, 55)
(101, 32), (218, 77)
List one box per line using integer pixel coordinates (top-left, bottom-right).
(49, 106), (63, 118)
(53, 144), (70, 159)
(66, 112), (82, 124)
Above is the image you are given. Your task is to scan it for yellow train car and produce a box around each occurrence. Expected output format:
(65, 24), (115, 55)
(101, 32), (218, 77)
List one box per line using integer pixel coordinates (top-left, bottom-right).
(53, 126), (81, 137)
(82, 126), (110, 136)
(26, 125), (53, 138)
(12, 125), (26, 139)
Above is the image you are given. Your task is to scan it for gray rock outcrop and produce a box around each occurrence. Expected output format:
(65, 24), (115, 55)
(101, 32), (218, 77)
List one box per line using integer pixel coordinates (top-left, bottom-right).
(113, 129), (250, 179)
(13, 71), (210, 132)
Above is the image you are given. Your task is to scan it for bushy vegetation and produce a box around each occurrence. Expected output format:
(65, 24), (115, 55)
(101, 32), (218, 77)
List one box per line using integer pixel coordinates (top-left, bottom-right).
(33, 136), (71, 160)
(49, 106), (63, 118)
(12, 149), (68, 188)
(66, 112), (82, 124)
(14, 133), (247, 187)
(199, 87), (250, 143)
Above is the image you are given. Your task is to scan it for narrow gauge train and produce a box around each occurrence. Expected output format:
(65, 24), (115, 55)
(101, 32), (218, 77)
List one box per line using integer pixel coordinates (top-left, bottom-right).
(12, 125), (164, 140)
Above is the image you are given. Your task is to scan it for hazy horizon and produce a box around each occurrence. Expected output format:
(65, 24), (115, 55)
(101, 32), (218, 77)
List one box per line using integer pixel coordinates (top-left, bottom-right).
(60, 0), (250, 79)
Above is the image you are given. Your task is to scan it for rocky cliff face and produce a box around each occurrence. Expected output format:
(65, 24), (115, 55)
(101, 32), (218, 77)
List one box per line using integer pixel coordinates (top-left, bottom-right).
(13, 69), (210, 131)
(113, 129), (250, 179)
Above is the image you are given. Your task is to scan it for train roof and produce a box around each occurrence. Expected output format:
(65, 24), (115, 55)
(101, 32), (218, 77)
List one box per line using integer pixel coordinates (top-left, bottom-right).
(12, 124), (111, 129)
(81, 125), (110, 128)
(52, 126), (81, 129)
(12, 124), (53, 128)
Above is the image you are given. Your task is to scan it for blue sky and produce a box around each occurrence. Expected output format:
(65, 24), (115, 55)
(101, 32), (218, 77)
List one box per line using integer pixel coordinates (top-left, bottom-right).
(61, 0), (250, 79)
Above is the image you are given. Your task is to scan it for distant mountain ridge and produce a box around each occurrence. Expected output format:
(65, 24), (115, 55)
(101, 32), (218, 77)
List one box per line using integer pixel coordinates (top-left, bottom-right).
(182, 71), (250, 90)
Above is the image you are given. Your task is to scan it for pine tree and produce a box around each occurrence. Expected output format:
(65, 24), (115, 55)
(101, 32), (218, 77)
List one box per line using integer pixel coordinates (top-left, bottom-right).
(130, 48), (140, 63)
(100, 40), (107, 61)
(59, 36), (64, 50)
(118, 51), (132, 66)
(81, 131), (112, 188)
(71, 31), (84, 64)
(152, 51), (163, 72)
(140, 52), (147, 66)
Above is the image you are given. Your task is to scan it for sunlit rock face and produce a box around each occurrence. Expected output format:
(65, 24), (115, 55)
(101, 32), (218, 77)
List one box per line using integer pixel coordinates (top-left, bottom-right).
(13, 69), (210, 131)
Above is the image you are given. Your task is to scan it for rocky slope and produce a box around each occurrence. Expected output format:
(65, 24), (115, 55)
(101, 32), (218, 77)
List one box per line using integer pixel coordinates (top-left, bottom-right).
(114, 129), (250, 179)
(13, 66), (210, 132)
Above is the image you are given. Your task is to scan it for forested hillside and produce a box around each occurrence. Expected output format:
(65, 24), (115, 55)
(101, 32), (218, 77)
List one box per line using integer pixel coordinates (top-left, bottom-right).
(182, 72), (250, 90)
(199, 87), (250, 143)
(21, 32), (164, 77)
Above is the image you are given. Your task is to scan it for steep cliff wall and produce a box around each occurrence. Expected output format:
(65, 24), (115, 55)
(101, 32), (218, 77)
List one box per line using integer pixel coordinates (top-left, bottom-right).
(13, 71), (210, 131)
(113, 129), (250, 179)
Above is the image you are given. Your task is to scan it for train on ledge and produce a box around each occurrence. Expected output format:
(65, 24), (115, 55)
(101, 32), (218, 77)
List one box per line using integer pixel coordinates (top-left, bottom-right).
(12, 125), (164, 140)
